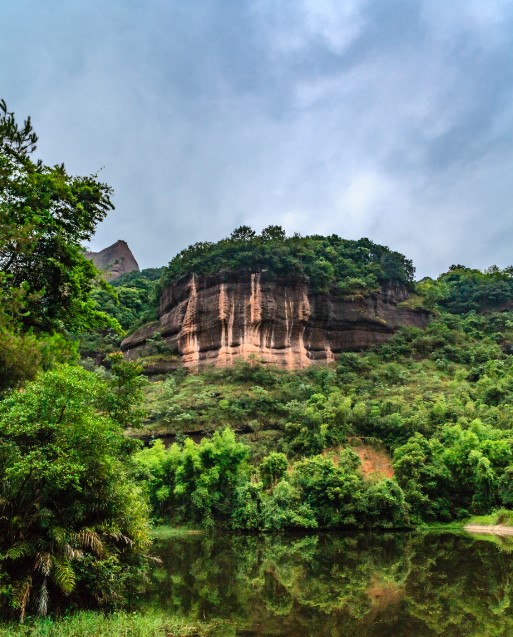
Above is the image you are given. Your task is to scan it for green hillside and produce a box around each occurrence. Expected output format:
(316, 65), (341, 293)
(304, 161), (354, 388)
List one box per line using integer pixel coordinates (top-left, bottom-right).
(4, 100), (513, 621)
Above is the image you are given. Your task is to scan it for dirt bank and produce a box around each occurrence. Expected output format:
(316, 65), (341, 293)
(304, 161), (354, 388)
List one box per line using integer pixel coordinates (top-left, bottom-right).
(464, 524), (513, 536)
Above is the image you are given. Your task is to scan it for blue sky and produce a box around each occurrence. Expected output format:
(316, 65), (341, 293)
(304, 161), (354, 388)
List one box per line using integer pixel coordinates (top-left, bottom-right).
(2, 0), (513, 277)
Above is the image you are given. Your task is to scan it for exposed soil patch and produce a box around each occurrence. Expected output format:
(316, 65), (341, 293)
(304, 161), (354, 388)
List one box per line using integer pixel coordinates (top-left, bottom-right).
(354, 444), (394, 480)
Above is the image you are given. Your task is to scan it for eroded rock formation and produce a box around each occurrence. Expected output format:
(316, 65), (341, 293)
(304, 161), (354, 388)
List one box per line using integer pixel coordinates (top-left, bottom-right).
(85, 240), (139, 280)
(121, 270), (430, 369)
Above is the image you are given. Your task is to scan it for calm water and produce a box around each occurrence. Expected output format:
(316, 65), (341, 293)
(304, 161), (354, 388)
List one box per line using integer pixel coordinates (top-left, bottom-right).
(144, 530), (513, 636)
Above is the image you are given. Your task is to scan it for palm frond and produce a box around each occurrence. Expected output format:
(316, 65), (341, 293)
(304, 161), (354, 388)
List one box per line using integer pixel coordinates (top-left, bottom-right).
(51, 558), (76, 595)
(75, 529), (105, 556)
(34, 552), (52, 576)
(13, 577), (32, 624)
(4, 541), (32, 560)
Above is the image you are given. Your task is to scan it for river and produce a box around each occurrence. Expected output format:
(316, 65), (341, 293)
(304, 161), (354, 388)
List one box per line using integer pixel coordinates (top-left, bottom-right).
(140, 529), (513, 636)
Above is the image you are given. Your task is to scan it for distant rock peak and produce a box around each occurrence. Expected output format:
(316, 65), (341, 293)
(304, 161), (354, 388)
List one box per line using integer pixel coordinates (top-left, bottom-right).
(85, 240), (139, 280)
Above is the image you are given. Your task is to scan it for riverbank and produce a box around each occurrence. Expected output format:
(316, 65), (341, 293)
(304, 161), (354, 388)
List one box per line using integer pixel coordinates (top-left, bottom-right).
(464, 524), (513, 536)
(463, 508), (513, 535)
(0, 611), (221, 637)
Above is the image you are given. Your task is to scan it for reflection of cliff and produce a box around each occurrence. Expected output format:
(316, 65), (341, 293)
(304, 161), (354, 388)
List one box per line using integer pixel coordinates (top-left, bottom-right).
(85, 240), (139, 280)
(122, 270), (430, 369)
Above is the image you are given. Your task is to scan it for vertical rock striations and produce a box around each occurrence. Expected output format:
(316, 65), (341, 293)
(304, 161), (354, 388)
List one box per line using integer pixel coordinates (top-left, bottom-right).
(121, 270), (430, 369)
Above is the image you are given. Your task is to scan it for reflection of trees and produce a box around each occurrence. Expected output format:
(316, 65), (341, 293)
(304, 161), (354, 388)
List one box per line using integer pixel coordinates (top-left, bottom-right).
(144, 531), (513, 636)
(406, 533), (513, 637)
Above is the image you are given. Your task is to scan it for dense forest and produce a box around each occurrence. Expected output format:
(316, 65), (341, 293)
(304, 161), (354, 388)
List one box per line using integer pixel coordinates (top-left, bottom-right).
(3, 100), (513, 627)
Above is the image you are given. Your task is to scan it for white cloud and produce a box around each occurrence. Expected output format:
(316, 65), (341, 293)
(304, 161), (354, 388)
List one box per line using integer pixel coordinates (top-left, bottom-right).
(2, 0), (513, 278)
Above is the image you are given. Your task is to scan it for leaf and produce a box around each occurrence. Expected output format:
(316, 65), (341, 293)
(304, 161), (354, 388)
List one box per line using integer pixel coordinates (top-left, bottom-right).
(52, 558), (76, 595)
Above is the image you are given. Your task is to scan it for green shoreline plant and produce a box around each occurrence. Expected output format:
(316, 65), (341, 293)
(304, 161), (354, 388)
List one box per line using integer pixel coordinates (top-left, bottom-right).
(0, 364), (151, 621)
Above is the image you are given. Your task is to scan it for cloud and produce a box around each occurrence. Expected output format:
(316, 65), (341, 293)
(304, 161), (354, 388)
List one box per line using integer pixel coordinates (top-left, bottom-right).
(2, 0), (513, 277)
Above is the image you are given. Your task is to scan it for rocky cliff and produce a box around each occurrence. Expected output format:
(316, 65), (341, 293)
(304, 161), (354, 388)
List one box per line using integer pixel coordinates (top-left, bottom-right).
(85, 240), (139, 280)
(121, 270), (429, 369)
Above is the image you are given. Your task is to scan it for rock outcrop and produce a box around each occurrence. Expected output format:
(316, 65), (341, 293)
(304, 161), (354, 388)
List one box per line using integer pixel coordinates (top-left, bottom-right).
(121, 270), (430, 369)
(85, 240), (139, 280)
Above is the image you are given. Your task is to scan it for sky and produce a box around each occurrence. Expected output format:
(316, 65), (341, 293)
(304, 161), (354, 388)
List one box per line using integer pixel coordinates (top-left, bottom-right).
(2, 0), (513, 278)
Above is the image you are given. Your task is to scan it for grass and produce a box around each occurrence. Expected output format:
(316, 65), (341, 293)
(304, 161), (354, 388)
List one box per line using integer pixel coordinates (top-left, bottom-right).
(418, 521), (466, 531)
(150, 525), (203, 540)
(466, 508), (513, 527)
(0, 611), (222, 637)
(417, 509), (513, 531)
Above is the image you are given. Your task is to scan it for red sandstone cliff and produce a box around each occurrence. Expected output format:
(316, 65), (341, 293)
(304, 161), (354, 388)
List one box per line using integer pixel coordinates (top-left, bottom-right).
(121, 270), (429, 369)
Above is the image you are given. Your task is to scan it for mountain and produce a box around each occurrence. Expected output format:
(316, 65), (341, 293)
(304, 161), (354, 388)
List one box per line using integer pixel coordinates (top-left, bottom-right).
(85, 240), (139, 280)
(120, 229), (429, 369)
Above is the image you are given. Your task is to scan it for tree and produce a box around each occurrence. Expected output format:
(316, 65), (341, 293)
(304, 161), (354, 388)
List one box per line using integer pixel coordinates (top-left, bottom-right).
(0, 365), (150, 620)
(135, 428), (250, 526)
(259, 452), (288, 489)
(260, 225), (286, 242)
(230, 225), (256, 242)
(292, 452), (365, 528)
(100, 352), (147, 428)
(0, 99), (116, 334)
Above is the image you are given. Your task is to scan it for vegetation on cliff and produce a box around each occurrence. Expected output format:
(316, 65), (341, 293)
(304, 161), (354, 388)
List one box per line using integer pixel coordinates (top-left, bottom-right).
(159, 225), (415, 295)
(133, 304), (513, 529)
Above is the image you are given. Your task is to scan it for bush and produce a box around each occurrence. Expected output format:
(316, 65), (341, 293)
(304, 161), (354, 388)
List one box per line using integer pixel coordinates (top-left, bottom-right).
(0, 366), (151, 620)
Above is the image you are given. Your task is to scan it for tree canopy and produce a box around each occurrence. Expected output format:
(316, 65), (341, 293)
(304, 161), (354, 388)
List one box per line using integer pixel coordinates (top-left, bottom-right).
(159, 226), (415, 295)
(0, 99), (115, 335)
(0, 365), (150, 620)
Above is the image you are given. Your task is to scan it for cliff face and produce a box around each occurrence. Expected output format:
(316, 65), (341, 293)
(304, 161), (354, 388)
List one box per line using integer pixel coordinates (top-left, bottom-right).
(122, 270), (430, 369)
(85, 240), (139, 280)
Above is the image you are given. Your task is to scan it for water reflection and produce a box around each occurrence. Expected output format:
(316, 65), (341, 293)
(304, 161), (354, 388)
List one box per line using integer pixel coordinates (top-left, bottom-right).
(144, 531), (513, 636)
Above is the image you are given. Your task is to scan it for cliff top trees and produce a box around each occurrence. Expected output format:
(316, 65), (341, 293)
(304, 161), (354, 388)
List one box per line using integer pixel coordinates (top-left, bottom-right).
(160, 226), (415, 295)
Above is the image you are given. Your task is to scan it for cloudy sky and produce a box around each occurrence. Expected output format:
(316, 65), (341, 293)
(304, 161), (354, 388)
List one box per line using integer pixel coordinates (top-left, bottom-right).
(2, 0), (513, 278)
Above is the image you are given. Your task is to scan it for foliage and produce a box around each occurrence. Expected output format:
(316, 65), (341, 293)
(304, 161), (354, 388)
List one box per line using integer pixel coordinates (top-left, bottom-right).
(133, 300), (513, 528)
(159, 226), (415, 295)
(0, 328), (41, 392)
(258, 452), (288, 489)
(0, 610), (220, 637)
(135, 429), (250, 527)
(99, 353), (147, 428)
(0, 99), (116, 335)
(90, 268), (163, 333)
(135, 429), (409, 530)
(394, 422), (513, 522)
(418, 264), (513, 314)
(0, 366), (151, 620)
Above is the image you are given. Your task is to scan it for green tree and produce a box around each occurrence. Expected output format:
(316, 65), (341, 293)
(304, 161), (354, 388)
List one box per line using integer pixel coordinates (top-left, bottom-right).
(260, 225), (286, 242)
(230, 225), (257, 241)
(259, 452), (288, 489)
(0, 99), (116, 335)
(135, 428), (250, 527)
(0, 365), (150, 620)
(100, 352), (147, 428)
(292, 451), (365, 528)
